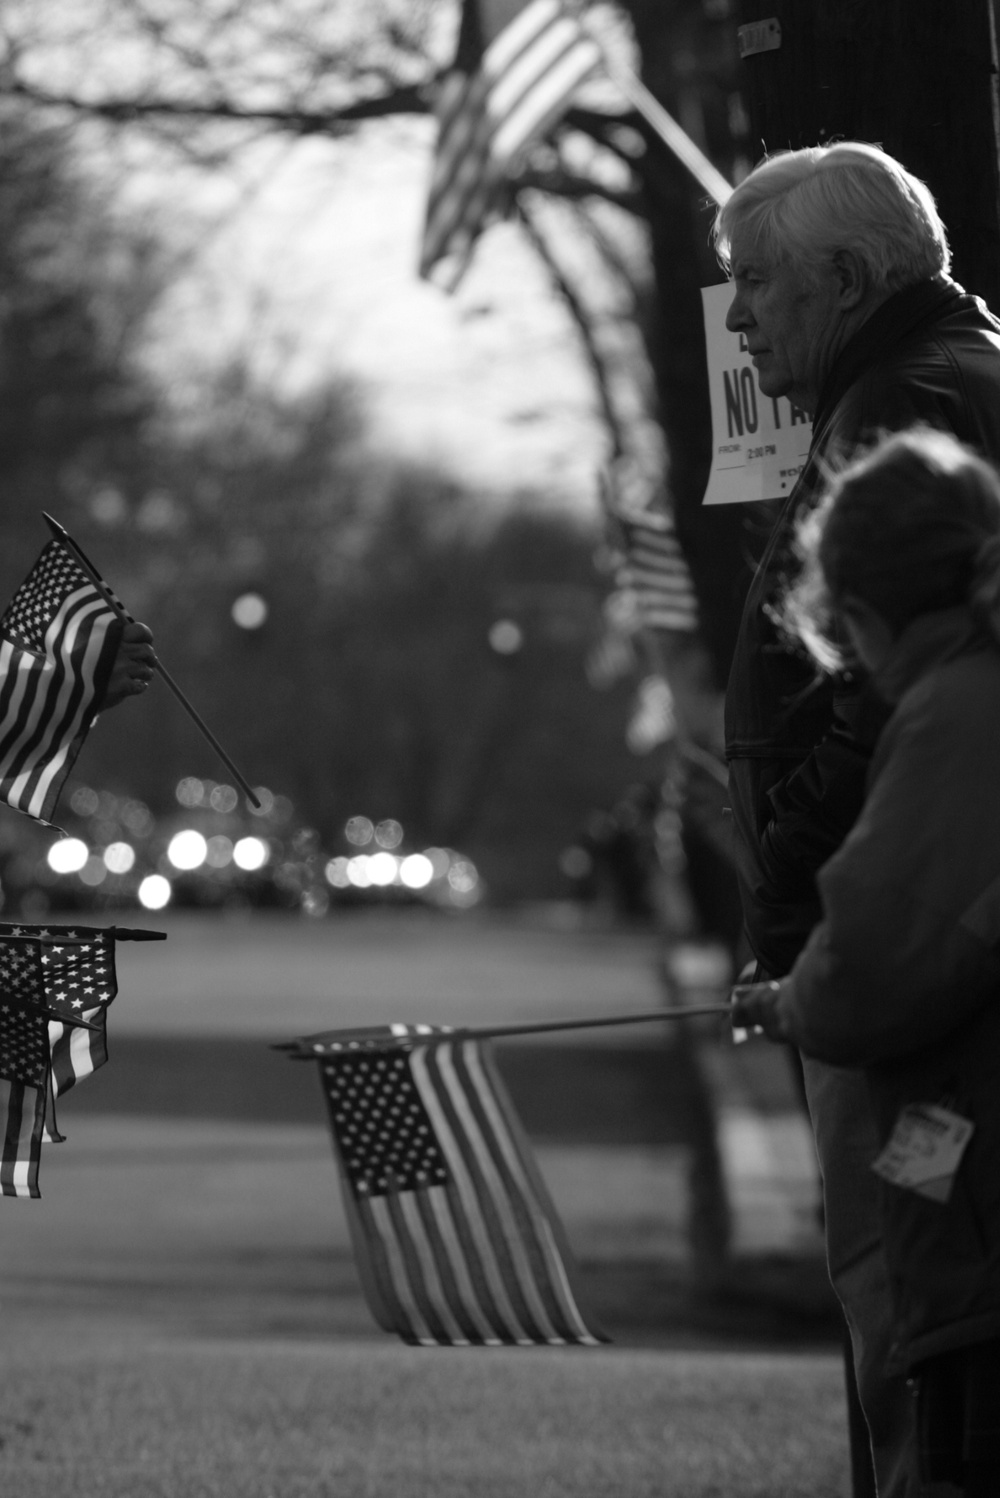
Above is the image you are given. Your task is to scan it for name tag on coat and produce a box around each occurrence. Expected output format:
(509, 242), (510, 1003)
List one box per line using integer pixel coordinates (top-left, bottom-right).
(871, 1103), (974, 1203)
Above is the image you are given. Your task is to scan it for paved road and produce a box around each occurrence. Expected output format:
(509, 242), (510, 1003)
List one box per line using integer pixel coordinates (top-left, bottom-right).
(104, 906), (681, 1039)
(0, 908), (847, 1495)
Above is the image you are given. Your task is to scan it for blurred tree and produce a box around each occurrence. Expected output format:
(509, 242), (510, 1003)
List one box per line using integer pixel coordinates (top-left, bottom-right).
(83, 362), (638, 899)
(0, 104), (171, 578)
(0, 0), (749, 687)
(0, 2), (757, 903)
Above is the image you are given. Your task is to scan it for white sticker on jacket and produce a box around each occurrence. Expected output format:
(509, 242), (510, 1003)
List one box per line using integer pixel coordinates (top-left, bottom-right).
(871, 1103), (974, 1203)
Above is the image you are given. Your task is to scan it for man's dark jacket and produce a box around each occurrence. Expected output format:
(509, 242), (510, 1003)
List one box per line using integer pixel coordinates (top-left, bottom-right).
(726, 276), (1000, 977)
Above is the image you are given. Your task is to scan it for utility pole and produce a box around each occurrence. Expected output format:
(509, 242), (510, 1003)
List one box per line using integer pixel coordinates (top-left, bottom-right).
(732, 0), (1000, 310)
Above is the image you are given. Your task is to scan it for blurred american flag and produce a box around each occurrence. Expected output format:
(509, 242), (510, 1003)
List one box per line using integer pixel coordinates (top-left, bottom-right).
(420, 0), (601, 287)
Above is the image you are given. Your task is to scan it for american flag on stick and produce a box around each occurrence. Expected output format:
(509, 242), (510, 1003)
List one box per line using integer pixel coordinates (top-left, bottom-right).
(21, 924), (121, 1097)
(0, 925), (164, 1197)
(289, 1024), (607, 1347)
(0, 541), (123, 825)
(420, 0), (601, 288)
(0, 932), (66, 1198)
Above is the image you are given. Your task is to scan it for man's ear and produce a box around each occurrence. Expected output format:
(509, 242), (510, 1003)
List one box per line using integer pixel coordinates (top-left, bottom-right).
(831, 248), (868, 308)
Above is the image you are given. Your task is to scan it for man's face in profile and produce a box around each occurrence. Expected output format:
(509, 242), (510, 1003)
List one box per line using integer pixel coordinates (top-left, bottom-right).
(725, 237), (844, 415)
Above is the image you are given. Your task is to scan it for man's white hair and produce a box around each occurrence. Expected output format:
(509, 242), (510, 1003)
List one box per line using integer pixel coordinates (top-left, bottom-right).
(714, 142), (950, 291)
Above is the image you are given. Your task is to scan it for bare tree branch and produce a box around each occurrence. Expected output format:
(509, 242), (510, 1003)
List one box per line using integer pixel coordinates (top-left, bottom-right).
(514, 163), (641, 214)
(1, 74), (432, 133)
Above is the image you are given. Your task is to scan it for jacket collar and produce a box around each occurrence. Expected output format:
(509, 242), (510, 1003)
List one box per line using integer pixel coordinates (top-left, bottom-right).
(873, 606), (990, 704)
(812, 276), (969, 431)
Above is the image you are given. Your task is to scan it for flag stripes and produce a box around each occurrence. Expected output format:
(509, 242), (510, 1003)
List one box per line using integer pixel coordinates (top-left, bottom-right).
(420, 0), (600, 285)
(49, 1011), (108, 1096)
(315, 1030), (606, 1346)
(0, 924), (119, 1097)
(0, 543), (121, 823)
(0, 1077), (45, 1198)
(0, 925), (132, 1197)
(613, 512), (699, 633)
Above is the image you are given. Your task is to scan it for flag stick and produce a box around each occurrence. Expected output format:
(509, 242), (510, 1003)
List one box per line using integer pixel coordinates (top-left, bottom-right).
(422, 1003), (732, 1043)
(577, 17), (733, 208)
(279, 1003), (733, 1056)
(43, 513), (261, 809)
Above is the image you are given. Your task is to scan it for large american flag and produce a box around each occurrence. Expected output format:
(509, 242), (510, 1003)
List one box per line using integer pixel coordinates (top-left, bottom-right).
(0, 540), (123, 824)
(295, 1024), (606, 1346)
(419, 0), (601, 288)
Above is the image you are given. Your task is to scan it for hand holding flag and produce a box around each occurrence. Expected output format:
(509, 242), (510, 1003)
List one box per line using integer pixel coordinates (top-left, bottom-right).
(281, 1005), (729, 1347)
(0, 537), (128, 824)
(41, 513), (260, 811)
(102, 621), (157, 708)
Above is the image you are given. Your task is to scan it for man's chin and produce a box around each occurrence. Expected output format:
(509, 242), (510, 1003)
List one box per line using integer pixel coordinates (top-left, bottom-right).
(754, 369), (789, 399)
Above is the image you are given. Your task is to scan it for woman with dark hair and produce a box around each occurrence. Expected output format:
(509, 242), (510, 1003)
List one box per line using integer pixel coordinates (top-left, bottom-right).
(734, 426), (1000, 1496)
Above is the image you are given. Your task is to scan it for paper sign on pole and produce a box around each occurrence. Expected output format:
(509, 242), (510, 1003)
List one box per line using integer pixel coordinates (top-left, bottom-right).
(700, 283), (813, 505)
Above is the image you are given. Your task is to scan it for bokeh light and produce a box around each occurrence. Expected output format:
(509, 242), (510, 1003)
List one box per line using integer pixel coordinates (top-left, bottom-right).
(301, 888), (329, 918)
(231, 592), (268, 630)
(138, 874), (171, 909)
(167, 830), (208, 870)
(248, 786), (275, 817)
(346, 856), (372, 888)
(175, 777), (205, 808)
(233, 836), (268, 871)
(47, 838), (89, 874)
(374, 819), (403, 849)
(488, 619), (524, 655)
(325, 856), (350, 889)
(79, 855), (107, 887)
(424, 847), (452, 879)
(345, 816), (374, 847)
(206, 835), (234, 868)
(103, 842), (136, 875)
(121, 800), (154, 837)
(399, 853), (434, 889)
(447, 860), (481, 906)
(69, 786), (100, 817)
(209, 784), (238, 814)
(367, 852), (398, 887)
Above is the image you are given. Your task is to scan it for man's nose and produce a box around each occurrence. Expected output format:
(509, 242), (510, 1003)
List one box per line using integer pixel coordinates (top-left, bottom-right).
(725, 289), (749, 331)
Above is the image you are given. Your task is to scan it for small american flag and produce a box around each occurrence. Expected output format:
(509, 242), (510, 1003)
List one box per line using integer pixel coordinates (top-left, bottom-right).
(0, 540), (123, 824)
(0, 938), (51, 1089)
(0, 936), (53, 1199)
(612, 510), (700, 634)
(420, 0), (601, 287)
(5, 925), (121, 1096)
(295, 1024), (606, 1347)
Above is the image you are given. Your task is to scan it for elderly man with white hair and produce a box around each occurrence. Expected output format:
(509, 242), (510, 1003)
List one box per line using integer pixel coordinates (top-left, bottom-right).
(717, 143), (1000, 1497)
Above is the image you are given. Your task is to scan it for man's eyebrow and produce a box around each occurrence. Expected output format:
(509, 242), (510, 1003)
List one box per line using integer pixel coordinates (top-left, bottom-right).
(731, 258), (764, 278)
